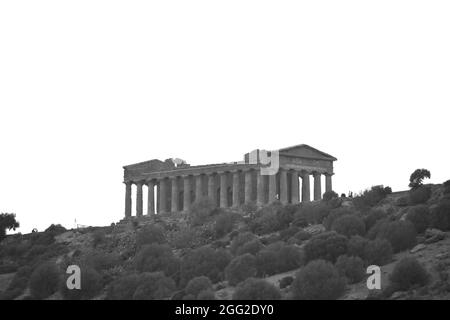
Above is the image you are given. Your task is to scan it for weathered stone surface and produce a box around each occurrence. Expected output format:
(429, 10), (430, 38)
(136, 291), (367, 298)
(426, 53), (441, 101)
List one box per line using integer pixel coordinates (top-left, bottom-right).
(304, 224), (325, 235)
(410, 243), (426, 253)
(425, 228), (446, 244)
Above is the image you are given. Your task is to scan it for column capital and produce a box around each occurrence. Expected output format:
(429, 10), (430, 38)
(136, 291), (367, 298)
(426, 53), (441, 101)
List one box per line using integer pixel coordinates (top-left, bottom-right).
(312, 171), (322, 177)
(124, 180), (133, 186)
(135, 180), (144, 186)
(324, 172), (334, 177)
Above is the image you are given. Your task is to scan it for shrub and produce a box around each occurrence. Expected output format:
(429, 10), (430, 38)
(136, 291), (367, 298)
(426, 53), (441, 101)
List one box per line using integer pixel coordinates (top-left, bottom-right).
(44, 224), (66, 236)
(363, 209), (387, 232)
(180, 246), (232, 286)
(396, 196), (410, 207)
(189, 197), (218, 226)
(295, 202), (331, 225)
(172, 227), (196, 249)
(106, 274), (141, 300)
(236, 239), (263, 256)
(409, 186), (432, 205)
(134, 244), (180, 277)
(81, 251), (121, 272)
(304, 231), (348, 263)
(1, 266), (32, 299)
(230, 232), (258, 255)
(256, 242), (303, 276)
(335, 255), (365, 284)
(406, 205), (430, 233)
(443, 180), (450, 194)
(323, 208), (356, 230)
(347, 236), (369, 260)
(249, 205), (283, 235)
(225, 254), (257, 286)
(132, 272), (176, 300)
(61, 266), (102, 300)
(291, 260), (346, 300)
(371, 220), (417, 253)
(279, 276), (294, 289)
(288, 230), (311, 245)
(185, 276), (213, 298)
(214, 212), (238, 238)
(331, 215), (365, 237)
(29, 232), (55, 246)
(232, 278), (281, 300)
(390, 257), (429, 291)
(29, 262), (61, 299)
(279, 226), (300, 241)
(323, 190), (339, 202)
(430, 200), (450, 231)
(364, 239), (393, 265)
(354, 186), (390, 208)
(0, 213), (19, 242)
(197, 290), (216, 300)
(136, 224), (166, 248)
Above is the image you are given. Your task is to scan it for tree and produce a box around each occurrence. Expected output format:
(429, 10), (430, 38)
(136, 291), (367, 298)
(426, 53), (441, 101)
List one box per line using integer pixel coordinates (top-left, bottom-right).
(0, 213), (20, 241)
(409, 169), (431, 189)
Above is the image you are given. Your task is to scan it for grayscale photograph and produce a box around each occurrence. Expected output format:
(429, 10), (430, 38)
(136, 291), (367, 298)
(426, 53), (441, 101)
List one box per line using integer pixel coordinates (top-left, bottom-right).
(0, 0), (449, 314)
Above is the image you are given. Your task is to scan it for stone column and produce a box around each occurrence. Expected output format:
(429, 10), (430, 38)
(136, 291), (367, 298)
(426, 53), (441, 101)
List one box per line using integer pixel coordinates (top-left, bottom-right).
(183, 175), (191, 211)
(195, 174), (203, 202)
(219, 172), (228, 208)
(302, 172), (310, 202)
(159, 178), (168, 213)
(207, 174), (217, 205)
(256, 169), (266, 206)
(268, 173), (277, 203)
(244, 170), (252, 204)
(170, 177), (179, 212)
(313, 172), (322, 201)
(124, 181), (132, 218)
(136, 181), (143, 217)
(291, 171), (299, 204)
(325, 173), (333, 192)
(232, 170), (240, 207)
(147, 180), (155, 215)
(280, 169), (288, 204)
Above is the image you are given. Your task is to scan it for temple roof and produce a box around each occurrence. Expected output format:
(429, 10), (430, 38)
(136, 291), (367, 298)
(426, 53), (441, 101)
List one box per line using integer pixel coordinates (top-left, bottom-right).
(278, 144), (337, 161)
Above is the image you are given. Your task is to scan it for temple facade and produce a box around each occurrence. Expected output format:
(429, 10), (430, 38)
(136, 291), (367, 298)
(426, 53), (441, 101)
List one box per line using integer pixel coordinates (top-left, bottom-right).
(122, 144), (337, 218)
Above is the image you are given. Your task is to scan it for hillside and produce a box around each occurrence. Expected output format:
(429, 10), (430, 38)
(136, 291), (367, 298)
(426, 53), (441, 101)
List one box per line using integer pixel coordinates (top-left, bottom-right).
(1, 182), (450, 300)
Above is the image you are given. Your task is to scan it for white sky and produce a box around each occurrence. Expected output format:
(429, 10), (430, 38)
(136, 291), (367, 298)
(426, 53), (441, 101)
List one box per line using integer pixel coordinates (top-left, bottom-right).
(1, 1), (449, 233)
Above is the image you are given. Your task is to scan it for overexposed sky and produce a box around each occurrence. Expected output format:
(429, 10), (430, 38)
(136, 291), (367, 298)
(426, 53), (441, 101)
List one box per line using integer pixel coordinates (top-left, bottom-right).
(1, 1), (449, 233)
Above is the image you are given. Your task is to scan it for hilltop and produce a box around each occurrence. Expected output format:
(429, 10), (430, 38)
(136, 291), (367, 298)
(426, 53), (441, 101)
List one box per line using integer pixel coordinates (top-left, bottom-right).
(1, 180), (450, 300)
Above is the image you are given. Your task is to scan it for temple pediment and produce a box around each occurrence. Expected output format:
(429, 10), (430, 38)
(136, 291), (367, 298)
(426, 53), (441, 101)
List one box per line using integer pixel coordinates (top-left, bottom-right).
(279, 144), (337, 161)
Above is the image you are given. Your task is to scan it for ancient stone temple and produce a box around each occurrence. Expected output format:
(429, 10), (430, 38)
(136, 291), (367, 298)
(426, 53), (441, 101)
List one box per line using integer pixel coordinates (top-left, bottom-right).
(122, 144), (336, 218)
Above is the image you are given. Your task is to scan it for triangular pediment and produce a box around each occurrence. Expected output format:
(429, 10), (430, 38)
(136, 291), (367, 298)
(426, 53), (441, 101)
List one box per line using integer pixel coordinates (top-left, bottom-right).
(279, 144), (337, 161)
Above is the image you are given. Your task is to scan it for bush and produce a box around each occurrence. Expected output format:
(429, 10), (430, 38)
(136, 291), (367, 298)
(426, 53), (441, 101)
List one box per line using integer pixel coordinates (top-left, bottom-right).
(335, 255), (365, 284)
(180, 246), (232, 286)
(134, 244), (180, 277)
(331, 215), (365, 237)
(370, 220), (417, 253)
(0, 213), (20, 242)
(29, 262), (61, 299)
(409, 186), (432, 205)
(214, 212), (238, 238)
(323, 191), (339, 202)
(390, 257), (429, 291)
(347, 236), (369, 260)
(279, 226), (300, 241)
(363, 209), (387, 232)
(364, 239), (393, 265)
(61, 266), (102, 300)
(185, 276), (213, 299)
(91, 230), (106, 248)
(396, 196), (410, 207)
(230, 232), (258, 255)
(106, 274), (141, 300)
(172, 227), (196, 249)
(232, 278), (281, 300)
(81, 251), (121, 272)
(236, 239), (263, 256)
(291, 260), (346, 300)
(44, 224), (66, 236)
(406, 205), (430, 233)
(136, 224), (166, 248)
(304, 231), (348, 263)
(430, 200), (450, 231)
(225, 254), (257, 286)
(323, 208), (356, 230)
(295, 202), (331, 225)
(256, 242), (303, 276)
(353, 186), (390, 208)
(249, 205), (283, 235)
(189, 197), (218, 226)
(1, 266), (32, 299)
(287, 230), (311, 245)
(132, 272), (176, 300)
